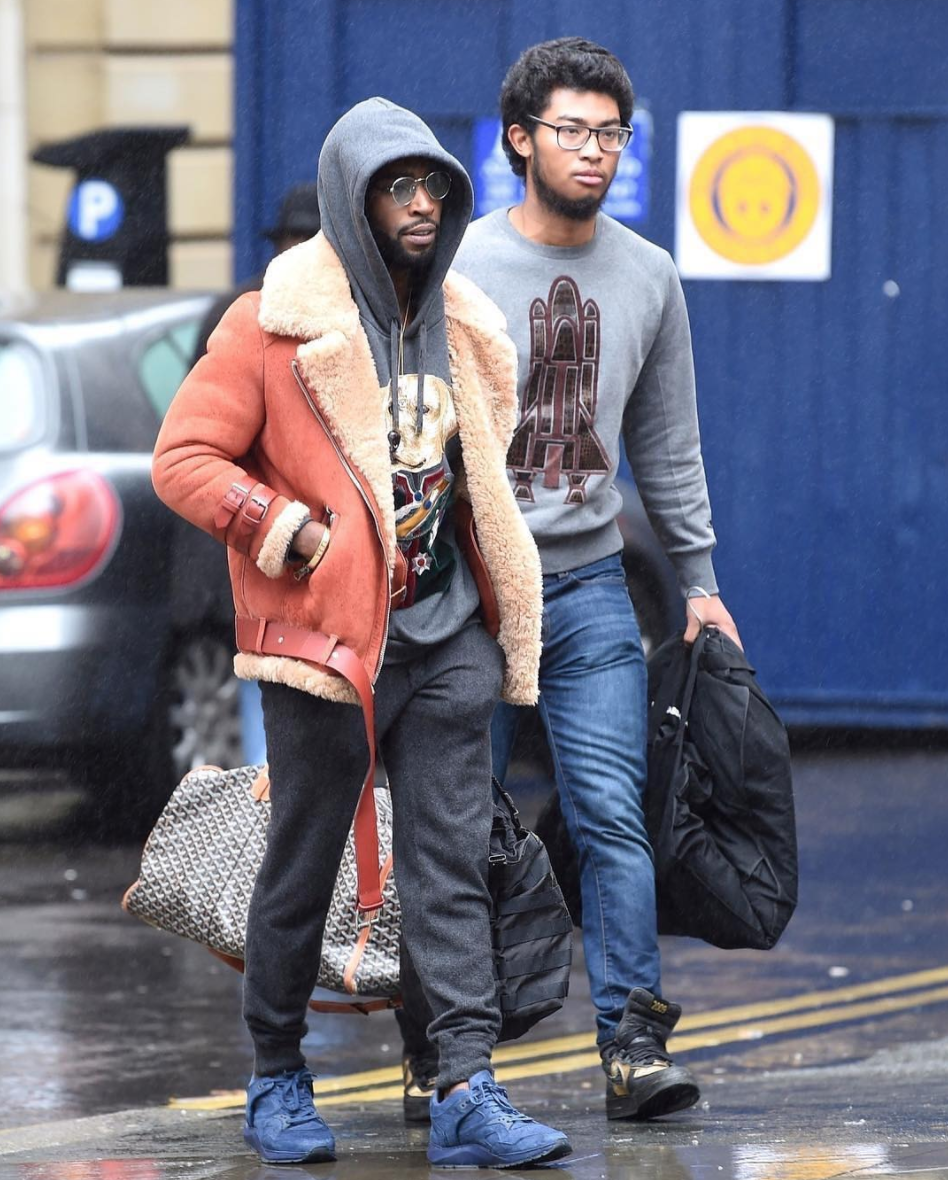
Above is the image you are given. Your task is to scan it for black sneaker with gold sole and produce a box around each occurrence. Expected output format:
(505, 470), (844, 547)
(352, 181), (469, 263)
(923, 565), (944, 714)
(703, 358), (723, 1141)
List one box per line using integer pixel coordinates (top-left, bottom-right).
(602, 988), (701, 1120)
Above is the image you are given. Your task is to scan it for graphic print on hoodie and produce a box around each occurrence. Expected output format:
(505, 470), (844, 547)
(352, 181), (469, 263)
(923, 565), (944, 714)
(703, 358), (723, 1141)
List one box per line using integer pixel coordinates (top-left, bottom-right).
(386, 372), (460, 605)
(316, 97), (481, 657)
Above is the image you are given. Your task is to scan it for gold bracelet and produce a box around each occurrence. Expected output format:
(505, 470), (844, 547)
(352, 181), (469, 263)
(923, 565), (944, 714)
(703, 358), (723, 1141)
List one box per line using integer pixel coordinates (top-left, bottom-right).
(307, 524), (331, 569)
(293, 524), (331, 581)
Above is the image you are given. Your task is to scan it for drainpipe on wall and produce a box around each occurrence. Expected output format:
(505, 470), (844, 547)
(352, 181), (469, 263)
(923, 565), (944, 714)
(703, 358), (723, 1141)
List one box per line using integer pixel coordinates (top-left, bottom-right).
(0, 0), (28, 295)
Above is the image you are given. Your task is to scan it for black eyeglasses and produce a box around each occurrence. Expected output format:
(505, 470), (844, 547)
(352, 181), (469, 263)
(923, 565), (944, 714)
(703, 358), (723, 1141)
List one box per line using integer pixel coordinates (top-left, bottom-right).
(528, 116), (633, 153)
(374, 170), (452, 207)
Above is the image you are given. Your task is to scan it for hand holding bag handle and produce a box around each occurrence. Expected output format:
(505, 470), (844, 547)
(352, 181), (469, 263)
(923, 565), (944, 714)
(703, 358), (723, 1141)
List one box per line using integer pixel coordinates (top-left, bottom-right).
(234, 616), (383, 913)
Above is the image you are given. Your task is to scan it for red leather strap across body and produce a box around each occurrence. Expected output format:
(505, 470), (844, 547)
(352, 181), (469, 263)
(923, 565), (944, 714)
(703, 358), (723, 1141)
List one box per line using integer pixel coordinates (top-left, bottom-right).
(234, 616), (384, 912)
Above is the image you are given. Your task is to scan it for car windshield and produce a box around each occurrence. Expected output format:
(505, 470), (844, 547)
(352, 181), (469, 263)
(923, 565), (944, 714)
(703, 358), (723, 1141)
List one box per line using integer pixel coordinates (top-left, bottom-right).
(0, 340), (47, 453)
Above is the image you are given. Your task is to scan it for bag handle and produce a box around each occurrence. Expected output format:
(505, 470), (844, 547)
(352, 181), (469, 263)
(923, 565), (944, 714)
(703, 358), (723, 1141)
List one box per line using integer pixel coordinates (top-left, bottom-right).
(235, 616), (384, 913)
(675, 626), (711, 759)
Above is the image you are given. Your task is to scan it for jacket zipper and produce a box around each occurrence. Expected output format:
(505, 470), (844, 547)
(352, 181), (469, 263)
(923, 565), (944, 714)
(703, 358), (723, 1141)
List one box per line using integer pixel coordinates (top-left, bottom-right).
(291, 359), (390, 678)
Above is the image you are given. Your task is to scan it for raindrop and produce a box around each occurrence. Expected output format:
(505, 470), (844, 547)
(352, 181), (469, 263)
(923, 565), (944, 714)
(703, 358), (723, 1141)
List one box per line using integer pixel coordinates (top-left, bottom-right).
(901, 898), (914, 912)
(828, 965), (849, 978)
(64, 869), (78, 881)
(70, 888), (87, 901)
(882, 279), (900, 298)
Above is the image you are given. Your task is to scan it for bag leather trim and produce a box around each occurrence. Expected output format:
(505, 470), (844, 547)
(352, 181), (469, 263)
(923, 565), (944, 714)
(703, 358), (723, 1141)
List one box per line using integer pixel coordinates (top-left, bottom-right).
(235, 615), (384, 912)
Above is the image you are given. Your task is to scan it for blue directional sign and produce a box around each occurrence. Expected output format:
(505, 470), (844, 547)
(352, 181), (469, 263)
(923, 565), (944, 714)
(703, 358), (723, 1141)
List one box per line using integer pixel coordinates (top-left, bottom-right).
(472, 110), (652, 225)
(472, 118), (524, 219)
(67, 179), (125, 242)
(607, 109), (651, 223)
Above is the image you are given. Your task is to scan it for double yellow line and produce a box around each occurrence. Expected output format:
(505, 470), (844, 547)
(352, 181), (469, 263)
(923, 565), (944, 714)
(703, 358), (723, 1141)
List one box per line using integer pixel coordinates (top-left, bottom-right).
(170, 964), (948, 1111)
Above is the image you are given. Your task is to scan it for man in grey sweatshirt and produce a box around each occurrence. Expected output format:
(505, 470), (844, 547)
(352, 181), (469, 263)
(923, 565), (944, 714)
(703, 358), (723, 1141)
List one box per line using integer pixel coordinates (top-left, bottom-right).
(397, 39), (742, 1124)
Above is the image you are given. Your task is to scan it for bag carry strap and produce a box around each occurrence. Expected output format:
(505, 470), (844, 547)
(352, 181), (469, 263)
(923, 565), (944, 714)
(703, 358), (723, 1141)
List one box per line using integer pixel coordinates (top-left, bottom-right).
(235, 616), (383, 913)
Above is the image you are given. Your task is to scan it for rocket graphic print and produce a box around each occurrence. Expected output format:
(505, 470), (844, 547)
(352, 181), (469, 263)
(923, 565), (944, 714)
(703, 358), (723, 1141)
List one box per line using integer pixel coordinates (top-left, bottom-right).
(509, 275), (610, 505)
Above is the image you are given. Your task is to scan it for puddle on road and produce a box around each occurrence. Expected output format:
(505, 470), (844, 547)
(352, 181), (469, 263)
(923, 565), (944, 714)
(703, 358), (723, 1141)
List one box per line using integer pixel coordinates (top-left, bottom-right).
(6, 1142), (948, 1180)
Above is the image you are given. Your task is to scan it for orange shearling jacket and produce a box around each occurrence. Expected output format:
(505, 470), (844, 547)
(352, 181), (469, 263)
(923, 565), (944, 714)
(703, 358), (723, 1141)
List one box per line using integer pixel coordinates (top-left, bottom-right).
(152, 233), (542, 708)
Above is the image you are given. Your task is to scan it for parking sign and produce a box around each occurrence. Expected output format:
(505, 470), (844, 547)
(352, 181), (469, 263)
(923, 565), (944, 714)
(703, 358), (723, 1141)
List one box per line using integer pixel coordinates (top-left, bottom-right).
(68, 180), (125, 242)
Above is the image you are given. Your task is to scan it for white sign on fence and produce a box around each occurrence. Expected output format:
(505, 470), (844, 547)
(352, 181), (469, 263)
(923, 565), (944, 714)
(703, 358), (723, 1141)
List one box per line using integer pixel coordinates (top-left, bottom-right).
(675, 112), (834, 281)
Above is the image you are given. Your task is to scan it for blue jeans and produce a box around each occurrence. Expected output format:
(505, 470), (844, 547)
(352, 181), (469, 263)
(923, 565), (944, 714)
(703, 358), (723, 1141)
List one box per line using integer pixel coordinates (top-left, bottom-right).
(240, 679), (268, 766)
(491, 552), (659, 1046)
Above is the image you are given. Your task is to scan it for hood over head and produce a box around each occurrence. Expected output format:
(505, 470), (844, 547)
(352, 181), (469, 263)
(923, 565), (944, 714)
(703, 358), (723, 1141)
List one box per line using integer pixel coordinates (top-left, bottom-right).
(317, 97), (474, 337)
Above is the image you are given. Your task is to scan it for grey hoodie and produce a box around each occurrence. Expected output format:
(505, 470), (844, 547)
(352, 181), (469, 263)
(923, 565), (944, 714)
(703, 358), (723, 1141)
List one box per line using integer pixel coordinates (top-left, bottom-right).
(316, 97), (481, 657)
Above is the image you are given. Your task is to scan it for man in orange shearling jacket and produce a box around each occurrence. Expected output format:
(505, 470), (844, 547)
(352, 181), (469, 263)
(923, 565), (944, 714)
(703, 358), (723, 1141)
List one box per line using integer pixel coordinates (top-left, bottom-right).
(152, 98), (571, 1170)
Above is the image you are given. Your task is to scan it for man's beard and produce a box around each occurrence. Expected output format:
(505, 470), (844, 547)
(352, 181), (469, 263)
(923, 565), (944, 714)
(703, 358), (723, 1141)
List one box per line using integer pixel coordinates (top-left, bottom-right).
(531, 154), (609, 221)
(373, 223), (439, 273)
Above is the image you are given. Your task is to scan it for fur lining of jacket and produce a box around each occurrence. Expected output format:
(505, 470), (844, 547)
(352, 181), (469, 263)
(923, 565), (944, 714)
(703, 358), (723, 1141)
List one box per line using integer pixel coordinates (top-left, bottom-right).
(232, 232), (542, 706)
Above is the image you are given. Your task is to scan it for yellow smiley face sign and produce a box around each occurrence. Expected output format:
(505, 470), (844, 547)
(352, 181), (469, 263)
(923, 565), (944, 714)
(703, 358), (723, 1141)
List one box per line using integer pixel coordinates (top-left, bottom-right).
(689, 125), (821, 265)
(676, 113), (834, 280)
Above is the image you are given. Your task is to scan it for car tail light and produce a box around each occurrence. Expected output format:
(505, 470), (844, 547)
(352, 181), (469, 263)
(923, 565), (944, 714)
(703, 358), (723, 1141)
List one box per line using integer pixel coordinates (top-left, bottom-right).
(0, 470), (120, 591)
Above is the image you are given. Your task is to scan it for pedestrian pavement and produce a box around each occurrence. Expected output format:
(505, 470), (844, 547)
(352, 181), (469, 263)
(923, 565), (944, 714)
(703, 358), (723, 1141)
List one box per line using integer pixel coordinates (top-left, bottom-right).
(3, 748), (948, 1177)
(3, 1035), (948, 1179)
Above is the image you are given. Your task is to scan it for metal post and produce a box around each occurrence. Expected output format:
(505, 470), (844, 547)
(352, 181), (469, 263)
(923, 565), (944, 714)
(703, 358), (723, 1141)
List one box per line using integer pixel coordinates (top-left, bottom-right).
(0, 0), (28, 294)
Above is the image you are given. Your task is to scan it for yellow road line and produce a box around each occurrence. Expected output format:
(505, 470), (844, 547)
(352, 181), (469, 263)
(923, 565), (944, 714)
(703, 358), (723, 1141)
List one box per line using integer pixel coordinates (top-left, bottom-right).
(673, 964), (948, 1031)
(671, 984), (948, 1048)
(484, 983), (948, 1087)
(170, 975), (948, 1111)
(481, 963), (948, 1065)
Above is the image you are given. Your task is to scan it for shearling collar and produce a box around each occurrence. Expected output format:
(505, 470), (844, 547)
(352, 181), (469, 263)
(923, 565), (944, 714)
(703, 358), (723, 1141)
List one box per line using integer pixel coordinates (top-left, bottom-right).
(257, 231), (508, 344)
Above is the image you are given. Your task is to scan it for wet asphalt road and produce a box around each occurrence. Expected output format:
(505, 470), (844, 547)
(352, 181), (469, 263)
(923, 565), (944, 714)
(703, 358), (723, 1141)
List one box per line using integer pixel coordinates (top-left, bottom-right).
(1, 744), (948, 1178)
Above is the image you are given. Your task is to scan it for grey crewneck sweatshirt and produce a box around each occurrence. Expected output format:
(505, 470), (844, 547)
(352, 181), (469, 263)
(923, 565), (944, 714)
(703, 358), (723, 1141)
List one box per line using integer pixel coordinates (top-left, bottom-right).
(452, 209), (717, 595)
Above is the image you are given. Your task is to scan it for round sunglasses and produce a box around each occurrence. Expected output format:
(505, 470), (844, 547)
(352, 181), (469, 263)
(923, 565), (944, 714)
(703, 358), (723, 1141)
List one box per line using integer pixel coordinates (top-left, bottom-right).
(375, 170), (452, 207)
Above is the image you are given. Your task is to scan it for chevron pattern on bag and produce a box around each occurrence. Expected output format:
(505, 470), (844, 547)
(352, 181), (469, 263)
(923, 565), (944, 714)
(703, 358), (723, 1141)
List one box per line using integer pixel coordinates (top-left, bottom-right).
(123, 764), (400, 997)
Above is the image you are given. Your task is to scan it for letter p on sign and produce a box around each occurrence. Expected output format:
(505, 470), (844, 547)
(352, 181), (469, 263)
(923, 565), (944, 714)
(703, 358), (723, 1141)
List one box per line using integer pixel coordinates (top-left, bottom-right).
(68, 180), (125, 242)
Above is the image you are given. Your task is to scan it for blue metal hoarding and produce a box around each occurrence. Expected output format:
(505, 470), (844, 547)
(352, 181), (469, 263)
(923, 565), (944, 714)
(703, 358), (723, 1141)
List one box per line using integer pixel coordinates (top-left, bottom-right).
(233, 0), (948, 727)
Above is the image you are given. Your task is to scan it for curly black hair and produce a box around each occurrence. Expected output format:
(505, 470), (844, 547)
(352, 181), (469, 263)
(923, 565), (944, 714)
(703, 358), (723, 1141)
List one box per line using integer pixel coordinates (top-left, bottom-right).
(500, 38), (635, 179)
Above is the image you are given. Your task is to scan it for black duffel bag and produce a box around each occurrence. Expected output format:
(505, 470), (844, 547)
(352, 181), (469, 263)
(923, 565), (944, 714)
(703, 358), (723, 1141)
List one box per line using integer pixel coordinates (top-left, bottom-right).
(534, 627), (797, 950)
(489, 779), (573, 1041)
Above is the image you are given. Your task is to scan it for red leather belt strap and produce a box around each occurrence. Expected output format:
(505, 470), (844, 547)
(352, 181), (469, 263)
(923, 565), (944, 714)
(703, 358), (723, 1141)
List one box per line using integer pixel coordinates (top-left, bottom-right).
(235, 616), (384, 912)
(232, 485), (279, 551)
(213, 482), (250, 531)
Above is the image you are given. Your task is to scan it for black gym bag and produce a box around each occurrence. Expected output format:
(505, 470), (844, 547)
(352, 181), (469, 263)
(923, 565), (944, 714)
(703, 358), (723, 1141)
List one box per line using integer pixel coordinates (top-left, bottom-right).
(490, 779), (574, 1040)
(534, 627), (797, 951)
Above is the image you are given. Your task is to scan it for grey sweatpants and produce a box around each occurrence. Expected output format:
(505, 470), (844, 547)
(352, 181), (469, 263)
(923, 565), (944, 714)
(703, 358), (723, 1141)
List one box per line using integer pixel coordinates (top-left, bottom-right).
(243, 621), (504, 1088)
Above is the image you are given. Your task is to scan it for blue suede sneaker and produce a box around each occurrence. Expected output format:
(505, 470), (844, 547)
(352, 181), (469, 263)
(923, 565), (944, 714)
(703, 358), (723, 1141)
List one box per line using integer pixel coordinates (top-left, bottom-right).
(427, 1070), (571, 1169)
(243, 1068), (336, 1164)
